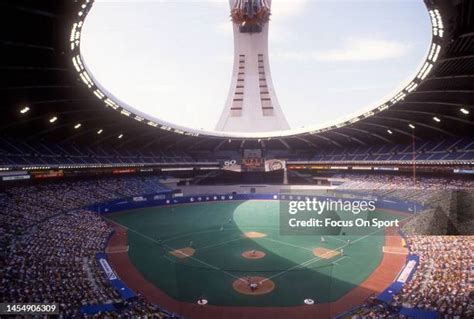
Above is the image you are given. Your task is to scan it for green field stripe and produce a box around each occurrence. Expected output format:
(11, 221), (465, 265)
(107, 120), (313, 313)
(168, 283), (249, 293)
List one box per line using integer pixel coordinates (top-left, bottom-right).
(162, 228), (238, 244)
(332, 256), (349, 265)
(260, 227), (386, 284)
(196, 236), (244, 252)
(104, 216), (245, 281)
(259, 244), (344, 284)
(105, 201), (403, 306)
(327, 236), (350, 244)
(260, 237), (314, 252)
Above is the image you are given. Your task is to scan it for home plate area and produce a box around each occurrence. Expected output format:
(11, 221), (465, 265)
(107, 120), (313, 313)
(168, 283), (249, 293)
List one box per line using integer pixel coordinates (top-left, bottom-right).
(169, 247), (195, 259)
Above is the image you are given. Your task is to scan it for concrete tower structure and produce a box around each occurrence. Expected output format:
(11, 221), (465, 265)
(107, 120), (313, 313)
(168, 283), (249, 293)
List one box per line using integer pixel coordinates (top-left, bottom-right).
(215, 0), (290, 133)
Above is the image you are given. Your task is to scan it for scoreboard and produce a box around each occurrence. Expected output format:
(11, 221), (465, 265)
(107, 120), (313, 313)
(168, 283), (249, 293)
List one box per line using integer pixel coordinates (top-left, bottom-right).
(220, 150), (286, 173)
(242, 149), (265, 172)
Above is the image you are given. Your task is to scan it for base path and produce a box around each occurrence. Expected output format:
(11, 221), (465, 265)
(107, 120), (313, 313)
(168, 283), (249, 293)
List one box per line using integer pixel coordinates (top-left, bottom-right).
(106, 223), (408, 319)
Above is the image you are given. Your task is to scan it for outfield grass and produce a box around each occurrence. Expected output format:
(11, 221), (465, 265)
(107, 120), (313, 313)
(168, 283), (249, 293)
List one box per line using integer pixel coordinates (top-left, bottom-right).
(107, 200), (394, 307)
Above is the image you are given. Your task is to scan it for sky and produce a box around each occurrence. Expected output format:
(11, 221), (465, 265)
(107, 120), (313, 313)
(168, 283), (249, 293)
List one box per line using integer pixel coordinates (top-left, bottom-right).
(81, 0), (432, 132)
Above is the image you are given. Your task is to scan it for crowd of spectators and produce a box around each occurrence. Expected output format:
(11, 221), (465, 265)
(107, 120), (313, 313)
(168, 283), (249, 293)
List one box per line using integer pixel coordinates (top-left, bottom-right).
(2, 211), (117, 316)
(339, 174), (474, 191)
(0, 176), (175, 317)
(0, 176), (168, 234)
(337, 175), (473, 318)
(338, 174), (474, 235)
(1, 209), (176, 318)
(343, 297), (401, 319)
(391, 236), (473, 318)
(346, 236), (473, 319)
(1, 174), (472, 318)
(94, 297), (177, 319)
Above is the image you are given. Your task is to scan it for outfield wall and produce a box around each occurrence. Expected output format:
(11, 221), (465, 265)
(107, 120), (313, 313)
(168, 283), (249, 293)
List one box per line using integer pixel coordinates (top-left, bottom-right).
(178, 184), (336, 196)
(88, 191), (424, 215)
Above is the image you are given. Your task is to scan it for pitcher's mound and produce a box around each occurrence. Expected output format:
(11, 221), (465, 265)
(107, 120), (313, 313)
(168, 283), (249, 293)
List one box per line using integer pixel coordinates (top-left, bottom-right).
(233, 276), (275, 295)
(242, 231), (267, 238)
(242, 250), (266, 259)
(313, 247), (341, 259)
(169, 247), (195, 259)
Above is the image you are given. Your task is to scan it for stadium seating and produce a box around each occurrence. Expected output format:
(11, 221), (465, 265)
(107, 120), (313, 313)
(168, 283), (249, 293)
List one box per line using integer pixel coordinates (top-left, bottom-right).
(1, 137), (473, 168)
(1, 173), (472, 318)
(306, 137), (474, 163)
(0, 138), (197, 167)
(341, 236), (472, 319)
(339, 174), (474, 190)
(0, 176), (169, 233)
(0, 176), (177, 318)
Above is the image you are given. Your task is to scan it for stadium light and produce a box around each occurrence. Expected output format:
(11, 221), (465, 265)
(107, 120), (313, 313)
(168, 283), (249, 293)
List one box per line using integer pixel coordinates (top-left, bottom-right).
(97, 129), (103, 134)
(433, 117), (441, 123)
(118, 134), (123, 139)
(20, 106), (30, 114)
(49, 116), (58, 123)
(408, 124), (415, 129)
(460, 108), (470, 115)
(387, 130), (393, 135)
(74, 123), (82, 129)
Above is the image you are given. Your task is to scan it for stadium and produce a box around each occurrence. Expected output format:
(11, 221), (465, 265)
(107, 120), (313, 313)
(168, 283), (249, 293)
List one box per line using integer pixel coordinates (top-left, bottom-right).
(1, 0), (473, 318)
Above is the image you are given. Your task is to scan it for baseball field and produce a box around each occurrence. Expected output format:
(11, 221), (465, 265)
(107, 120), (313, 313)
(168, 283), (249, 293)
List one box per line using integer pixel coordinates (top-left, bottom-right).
(105, 200), (408, 318)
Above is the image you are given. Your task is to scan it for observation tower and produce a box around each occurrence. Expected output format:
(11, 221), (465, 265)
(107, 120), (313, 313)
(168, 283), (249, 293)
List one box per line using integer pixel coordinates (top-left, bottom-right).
(215, 0), (290, 132)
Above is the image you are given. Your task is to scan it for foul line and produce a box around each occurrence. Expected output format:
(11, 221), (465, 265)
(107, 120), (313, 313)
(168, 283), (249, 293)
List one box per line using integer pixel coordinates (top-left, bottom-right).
(197, 236), (244, 252)
(260, 237), (314, 252)
(332, 256), (348, 265)
(104, 217), (242, 281)
(328, 236), (351, 244)
(161, 225), (277, 244)
(259, 227), (386, 284)
(260, 234), (359, 253)
(105, 216), (411, 286)
(162, 228), (234, 244)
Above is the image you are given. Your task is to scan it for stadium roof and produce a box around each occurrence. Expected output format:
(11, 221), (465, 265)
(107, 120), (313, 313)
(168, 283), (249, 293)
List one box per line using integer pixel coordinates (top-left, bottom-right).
(1, 0), (473, 151)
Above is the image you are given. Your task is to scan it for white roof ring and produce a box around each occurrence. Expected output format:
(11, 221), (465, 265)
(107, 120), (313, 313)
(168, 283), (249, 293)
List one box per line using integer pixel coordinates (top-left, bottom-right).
(69, 0), (445, 140)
